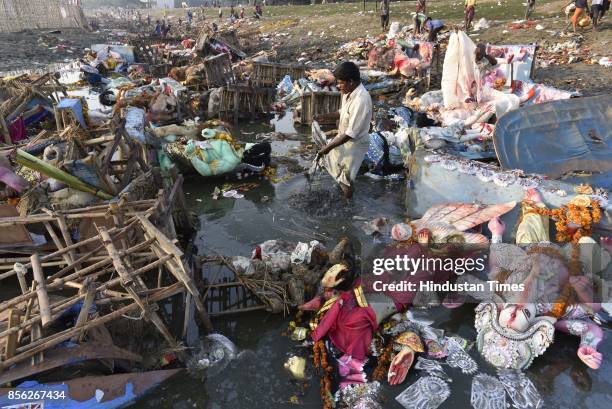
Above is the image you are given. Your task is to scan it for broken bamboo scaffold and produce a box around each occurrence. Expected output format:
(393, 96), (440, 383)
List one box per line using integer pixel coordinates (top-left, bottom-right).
(0, 194), (212, 385)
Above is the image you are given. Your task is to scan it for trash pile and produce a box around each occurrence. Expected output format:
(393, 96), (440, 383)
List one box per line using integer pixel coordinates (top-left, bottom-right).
(1, 7), (610, 409)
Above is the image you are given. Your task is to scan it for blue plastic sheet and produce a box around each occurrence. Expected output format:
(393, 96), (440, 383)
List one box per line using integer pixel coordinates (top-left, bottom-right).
(494, 94), (612, 189)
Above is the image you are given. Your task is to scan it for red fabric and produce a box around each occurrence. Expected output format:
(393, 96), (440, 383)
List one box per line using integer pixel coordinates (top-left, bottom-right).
(311, 286), (378, 361)
(8, 115), (26, 143)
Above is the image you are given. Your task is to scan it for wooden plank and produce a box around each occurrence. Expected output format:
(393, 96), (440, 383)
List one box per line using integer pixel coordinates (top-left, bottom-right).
(0, 204), (32, 247)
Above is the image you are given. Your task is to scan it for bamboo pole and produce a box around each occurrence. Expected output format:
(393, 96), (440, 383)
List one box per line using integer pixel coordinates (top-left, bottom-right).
(0, 217), (139, 281)
(70, 282), (96, 343)
(0, 255), (169, 341)
(31, 254), (52, 328)
(15, 149), (113, 200)
(55, 214), (79, 269)
(43, 221), (73, 267)
(4, 309), (22, 360)
(208, 305), (266, 317)
(1, 283), (184, 371)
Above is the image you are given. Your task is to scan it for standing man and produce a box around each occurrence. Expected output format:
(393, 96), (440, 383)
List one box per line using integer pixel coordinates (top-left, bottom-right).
(380, 0), (390, 31)
(465, 0), (476, 31)
(315, 62), (372, 199)
(591, 0), (604, 30)
(525, 0), (536, 20)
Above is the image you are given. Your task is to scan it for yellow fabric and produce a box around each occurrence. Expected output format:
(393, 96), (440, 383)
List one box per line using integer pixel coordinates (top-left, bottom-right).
(516, 203), (549, 244)
(465, 0), (477, 6)
(309, 295), (339, 331)
(354, 285), (368, 308)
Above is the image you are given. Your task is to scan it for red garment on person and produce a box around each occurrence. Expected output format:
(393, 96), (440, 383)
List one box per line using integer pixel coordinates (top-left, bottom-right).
(310, 283), (378, 361)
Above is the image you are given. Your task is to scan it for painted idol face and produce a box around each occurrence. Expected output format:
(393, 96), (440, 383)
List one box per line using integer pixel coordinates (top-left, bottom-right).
(499, 303), (536, 332)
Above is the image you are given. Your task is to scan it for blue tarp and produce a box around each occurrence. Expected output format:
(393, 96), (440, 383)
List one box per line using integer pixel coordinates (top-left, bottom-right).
(494, 94), (612, 190)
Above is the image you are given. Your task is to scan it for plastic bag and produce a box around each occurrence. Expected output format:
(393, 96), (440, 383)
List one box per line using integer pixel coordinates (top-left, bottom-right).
(276, 75), (293, 97)
(387, 22), (401, 39)
(290, 240), (323, 265)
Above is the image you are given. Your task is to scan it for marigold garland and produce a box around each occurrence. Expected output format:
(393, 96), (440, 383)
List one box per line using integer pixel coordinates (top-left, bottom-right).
(372, 343), (394, 381)
(312, 340), (334, 409)
(523, 198), (601, 243)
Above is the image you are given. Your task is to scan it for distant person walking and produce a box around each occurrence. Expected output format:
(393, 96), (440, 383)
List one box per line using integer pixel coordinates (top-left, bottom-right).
(603, 0), (610, 17)
(380, 0), (390, 31)
(414, 0), (427, 35)
(219, 7), (223, 19)
(566, 0), (589, 32)
(465, 0), (477, 31)
(591, 0), (604, 29)
(154, 20), (161, 37)
(525, 0), (536, 20)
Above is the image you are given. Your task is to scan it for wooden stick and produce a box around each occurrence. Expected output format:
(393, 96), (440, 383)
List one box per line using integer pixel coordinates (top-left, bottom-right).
(0, 256), (168, 340)
(30, 254), (52, 328)
(1, 283), (184, 370)
(70, 281), (96, 343)
(14, 263), (33, 344)
(0, 216), (140, 281)
(208, 305), (266, 317)
(4, 309), (22, 360)
(55, 214), (79, 269)
(43, 221), (73, 267)
(13, 262), (28, 294)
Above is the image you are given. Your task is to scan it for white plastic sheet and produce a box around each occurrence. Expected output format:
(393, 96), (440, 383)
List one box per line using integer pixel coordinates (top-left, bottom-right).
(441, 31), (477, 108)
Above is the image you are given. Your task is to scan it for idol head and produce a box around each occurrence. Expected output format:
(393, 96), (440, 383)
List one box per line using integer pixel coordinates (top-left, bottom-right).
(498, 303), (537, 332)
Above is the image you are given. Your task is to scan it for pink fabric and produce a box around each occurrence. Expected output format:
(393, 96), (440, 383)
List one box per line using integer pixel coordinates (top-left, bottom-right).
(311, 286), (378, 361)
(0, 166), (28, 192)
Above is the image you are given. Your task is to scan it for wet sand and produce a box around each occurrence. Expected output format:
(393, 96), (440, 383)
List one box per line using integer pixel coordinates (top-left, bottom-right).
(0, 29), (112, 73)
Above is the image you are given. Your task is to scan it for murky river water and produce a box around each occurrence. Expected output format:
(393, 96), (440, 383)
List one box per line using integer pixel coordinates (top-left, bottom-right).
(128, 120), (611, 409)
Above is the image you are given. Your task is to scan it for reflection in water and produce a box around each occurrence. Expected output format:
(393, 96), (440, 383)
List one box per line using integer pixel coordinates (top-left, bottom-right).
(270, 110), (297, 134)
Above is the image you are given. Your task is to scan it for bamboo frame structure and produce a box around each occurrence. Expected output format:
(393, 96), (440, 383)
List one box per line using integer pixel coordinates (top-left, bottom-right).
(0, 198), (211, 381)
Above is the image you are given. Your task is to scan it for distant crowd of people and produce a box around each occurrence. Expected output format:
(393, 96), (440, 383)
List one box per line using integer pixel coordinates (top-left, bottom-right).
(378, 0), (608, 40)
(218, 2), (264, 21)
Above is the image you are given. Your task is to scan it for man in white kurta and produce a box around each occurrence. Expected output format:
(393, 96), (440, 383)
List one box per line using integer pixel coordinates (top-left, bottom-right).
(317, 62), (373, 199)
